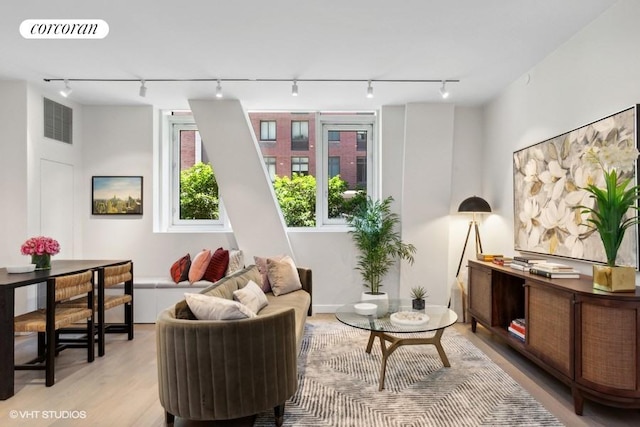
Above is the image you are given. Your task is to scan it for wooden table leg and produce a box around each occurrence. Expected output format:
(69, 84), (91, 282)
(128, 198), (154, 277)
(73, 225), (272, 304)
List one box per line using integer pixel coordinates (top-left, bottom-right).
(0, 287), (15, 399)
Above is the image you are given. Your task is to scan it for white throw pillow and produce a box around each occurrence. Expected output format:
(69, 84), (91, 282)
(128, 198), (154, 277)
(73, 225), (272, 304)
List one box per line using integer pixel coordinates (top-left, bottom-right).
(226, 249), (244, 276)
(233, 280), (269, 313)
(266, 255), (302, 296)
(184, 293), (256, 320)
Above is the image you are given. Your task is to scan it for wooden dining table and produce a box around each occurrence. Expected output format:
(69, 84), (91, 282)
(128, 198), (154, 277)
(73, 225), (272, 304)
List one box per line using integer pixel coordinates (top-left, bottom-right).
(0, 259), (131, 400)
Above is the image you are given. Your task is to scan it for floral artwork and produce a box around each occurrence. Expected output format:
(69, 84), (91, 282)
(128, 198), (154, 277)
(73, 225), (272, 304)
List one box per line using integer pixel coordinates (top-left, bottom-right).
(513, 106), (639, 267)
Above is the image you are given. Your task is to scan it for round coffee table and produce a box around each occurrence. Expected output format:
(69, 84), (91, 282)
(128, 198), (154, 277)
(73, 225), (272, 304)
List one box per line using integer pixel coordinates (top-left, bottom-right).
(335, 300), (458, 390)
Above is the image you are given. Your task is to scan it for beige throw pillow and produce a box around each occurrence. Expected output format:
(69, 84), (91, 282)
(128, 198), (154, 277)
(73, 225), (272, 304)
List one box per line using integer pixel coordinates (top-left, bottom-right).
(266, 255), (302, 296)
(184, 293), (256, 320)
(233, 280), (269, 313)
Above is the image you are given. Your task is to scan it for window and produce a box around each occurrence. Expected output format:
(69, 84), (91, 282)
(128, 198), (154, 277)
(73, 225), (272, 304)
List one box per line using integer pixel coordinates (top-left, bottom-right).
(291, 120), (309, 150)
(356, 156), (367, 188)
(291, 156), (309, 176)
(248, 111), (376, 228)
(260, 120), (276, 141)
(328, 156), (340, 178)
(156, 112), (228, 232)
(264, 156), (277, 181)
(356, 131), (367, 151)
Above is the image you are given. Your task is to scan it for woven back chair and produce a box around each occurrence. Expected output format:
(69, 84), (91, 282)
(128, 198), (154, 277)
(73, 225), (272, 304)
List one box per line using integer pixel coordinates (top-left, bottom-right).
(14, 270), (95, 387)
(59, 261), (133, 356)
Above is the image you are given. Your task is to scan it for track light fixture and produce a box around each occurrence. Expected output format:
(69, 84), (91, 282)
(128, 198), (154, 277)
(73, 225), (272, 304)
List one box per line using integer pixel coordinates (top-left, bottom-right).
(366, 80), (374, 98)
(291, 79), (298, 96)
(59, 79), (72, 97)
(439, 80), (449, 99)
(215, 79), (223, 98)
(139, 79), (147, 97)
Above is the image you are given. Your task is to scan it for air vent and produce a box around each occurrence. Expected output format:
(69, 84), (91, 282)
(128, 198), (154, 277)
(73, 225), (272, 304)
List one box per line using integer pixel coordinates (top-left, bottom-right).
(44, 97), (73, 144)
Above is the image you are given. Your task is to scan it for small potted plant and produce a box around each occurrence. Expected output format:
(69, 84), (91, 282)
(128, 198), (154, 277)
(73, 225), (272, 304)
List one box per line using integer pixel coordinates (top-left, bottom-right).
(410, 286), (427, 311)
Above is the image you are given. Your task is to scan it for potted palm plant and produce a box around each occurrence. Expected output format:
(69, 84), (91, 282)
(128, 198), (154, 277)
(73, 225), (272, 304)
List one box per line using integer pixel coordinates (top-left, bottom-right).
(410, 286), (427, 311)
(579, 143), (640, 292)
(347, 196), (416, 313)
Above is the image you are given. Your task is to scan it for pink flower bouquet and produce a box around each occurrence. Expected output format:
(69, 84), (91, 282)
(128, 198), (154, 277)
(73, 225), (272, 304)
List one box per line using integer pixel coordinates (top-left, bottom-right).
(20, 236), (60, 256)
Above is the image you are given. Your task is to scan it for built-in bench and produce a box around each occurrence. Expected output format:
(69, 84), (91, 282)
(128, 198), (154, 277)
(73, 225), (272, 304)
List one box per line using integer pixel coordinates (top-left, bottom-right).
(107, 277), (215, 323)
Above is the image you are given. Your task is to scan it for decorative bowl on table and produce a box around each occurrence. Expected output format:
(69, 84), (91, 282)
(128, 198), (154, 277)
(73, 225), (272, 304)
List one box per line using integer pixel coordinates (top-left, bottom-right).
(6, 264), (37, 274)
(390, 311), (430, 327)
(354, 302), (377, 316)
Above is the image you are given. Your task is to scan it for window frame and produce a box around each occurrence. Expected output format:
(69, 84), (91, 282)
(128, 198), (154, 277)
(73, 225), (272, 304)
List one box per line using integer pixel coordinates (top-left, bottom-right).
(260, 120), (277, 141)
(155, 112), (230, 233)
(317, 114), (377, 226)
(291, 120), (309, 150)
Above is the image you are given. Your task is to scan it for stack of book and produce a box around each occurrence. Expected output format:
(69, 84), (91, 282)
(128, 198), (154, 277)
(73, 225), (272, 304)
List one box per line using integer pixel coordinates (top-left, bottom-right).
(491, 256), (513, 267)
(528, 262), (579, 279)
(510, 256), (546, 272)
(508, 318), (526, 342)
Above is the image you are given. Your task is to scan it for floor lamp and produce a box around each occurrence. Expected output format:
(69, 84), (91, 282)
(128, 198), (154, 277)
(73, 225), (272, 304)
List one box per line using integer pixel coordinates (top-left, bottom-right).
(455, 196), (492, 277)
(451, 196), (491, 321)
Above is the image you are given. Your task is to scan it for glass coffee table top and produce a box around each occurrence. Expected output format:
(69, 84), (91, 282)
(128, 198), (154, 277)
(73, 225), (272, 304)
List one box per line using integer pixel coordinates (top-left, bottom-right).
(335, 299), (458, 333)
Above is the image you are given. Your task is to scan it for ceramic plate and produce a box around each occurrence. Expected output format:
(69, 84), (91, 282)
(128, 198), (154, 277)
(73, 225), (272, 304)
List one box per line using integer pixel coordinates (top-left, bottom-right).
(6, 264), (36, 273)
(390, 311), (430, 327)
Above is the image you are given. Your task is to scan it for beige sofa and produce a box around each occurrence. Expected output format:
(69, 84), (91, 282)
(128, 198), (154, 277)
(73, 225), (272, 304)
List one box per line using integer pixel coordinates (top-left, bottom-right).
(156, 264), (312, 426)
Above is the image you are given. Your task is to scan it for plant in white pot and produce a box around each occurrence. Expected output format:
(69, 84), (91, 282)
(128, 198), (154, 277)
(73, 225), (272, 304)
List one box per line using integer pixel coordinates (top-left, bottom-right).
(347, 196), (416, 314)
(578, 143), (640, 292)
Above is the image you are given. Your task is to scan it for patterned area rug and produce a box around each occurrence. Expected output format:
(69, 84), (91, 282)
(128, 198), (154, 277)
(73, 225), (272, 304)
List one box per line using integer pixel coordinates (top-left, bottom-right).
(255, 319), (563, 427)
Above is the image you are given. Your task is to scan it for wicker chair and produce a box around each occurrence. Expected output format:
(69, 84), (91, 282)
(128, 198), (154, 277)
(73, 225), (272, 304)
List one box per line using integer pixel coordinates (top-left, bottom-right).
(14, 270), (95, 386)
(59, 262), (133, 356)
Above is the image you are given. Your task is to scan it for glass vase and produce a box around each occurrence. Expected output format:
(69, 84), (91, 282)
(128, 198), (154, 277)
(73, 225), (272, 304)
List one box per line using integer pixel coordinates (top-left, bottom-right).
(31, 254), (51, 270)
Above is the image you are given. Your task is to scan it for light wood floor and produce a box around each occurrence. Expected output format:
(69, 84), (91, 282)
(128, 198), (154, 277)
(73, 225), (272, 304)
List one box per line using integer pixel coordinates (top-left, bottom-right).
(1, 315), (639, 426)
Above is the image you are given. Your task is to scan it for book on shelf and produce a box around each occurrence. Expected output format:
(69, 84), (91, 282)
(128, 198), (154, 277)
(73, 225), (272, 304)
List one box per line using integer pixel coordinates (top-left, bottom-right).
(492, 256), (513, 266)
(477, 253), (502, 261)
(529, 268), (579, 279)
(531, 262), (575, 272)
(513, 256), (547, 264)
(507, 326), (525, 342)
(509, 320), (526, 335)
(511, 318), (526, 328)
(510, 263), (528, 272)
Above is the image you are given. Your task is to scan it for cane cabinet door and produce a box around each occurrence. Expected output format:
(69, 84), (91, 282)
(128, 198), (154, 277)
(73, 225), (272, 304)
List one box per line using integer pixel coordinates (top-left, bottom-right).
(469, 264), (492, 326)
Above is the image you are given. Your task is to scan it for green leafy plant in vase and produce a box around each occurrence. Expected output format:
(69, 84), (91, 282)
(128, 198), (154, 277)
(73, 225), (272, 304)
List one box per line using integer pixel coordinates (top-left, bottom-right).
(347, 196), (417, 313)
(579, 143), (640, 292)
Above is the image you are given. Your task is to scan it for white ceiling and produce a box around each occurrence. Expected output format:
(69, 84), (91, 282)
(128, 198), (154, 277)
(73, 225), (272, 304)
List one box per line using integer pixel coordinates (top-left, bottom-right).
(0, 0), (617, 110)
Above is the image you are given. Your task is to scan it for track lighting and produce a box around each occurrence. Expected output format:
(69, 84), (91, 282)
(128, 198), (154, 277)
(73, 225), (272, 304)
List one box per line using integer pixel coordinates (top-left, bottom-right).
(291, 79), (298, 96)
(215, 79), (223, 98)
(366, 81), (373, 98)
(59, 79), (72, 97)
(139, 79), (147, 97)
(439, 80), (449, 99)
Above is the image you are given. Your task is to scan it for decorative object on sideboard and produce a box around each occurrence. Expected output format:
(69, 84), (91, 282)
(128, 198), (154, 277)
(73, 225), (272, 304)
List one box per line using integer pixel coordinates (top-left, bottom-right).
(410, 286), (427, 311)
(513, 105), (639, 267)
(452, 195), (492, 322)
(347, 196), (416, 316)
(578, 141), (640, 292)
(92, 176), (143, 215)
(20, 236), (60, 270)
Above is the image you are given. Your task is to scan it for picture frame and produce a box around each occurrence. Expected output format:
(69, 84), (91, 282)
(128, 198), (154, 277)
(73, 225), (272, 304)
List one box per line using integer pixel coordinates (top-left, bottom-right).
(92, 176), (143, 215)
(513, 105), (639, 268)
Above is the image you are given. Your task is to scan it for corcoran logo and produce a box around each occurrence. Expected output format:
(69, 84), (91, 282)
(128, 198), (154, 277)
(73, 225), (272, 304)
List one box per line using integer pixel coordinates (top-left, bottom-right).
(20, 19), (109, 39)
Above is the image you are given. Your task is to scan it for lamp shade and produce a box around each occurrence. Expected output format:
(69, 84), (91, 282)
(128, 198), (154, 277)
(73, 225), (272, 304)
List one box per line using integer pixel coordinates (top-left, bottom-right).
(457, 196), (491, 213)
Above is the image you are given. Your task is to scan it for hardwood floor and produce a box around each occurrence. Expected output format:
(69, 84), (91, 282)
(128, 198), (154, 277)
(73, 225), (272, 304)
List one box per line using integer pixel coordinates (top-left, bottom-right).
(1, 317), (639, 426)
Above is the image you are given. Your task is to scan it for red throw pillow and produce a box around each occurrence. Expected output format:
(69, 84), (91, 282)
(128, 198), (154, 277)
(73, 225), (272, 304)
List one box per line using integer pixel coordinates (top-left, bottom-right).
(170, 253), (191, 283)
(203, 247), (230, 282)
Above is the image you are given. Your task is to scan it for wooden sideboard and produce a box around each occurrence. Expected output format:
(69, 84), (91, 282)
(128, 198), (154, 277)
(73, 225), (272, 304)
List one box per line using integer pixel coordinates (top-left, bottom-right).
(467, 259), (640, 415)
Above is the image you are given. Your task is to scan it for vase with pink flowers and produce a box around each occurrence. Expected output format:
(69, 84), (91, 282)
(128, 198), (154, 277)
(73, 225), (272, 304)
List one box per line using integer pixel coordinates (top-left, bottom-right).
(20, 236), (60, 270)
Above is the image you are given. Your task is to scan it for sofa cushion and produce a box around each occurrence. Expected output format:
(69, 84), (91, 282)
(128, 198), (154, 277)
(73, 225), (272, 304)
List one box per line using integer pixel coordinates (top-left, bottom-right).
(254, 255), (281, 293)
(185, 293), (256, 320)
(189, 249), (212, 283)
(202, 247), (229, 282)
(226, 249), (244, 276)
(267, 256), (302, 296)
(175, 264), (263, 319)
(170, 253), (191, 283)
(233, 280), (268, 313)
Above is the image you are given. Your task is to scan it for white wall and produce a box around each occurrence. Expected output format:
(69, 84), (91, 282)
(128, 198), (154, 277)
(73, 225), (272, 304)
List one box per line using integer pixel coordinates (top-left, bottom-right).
(482, 0), (640, 274)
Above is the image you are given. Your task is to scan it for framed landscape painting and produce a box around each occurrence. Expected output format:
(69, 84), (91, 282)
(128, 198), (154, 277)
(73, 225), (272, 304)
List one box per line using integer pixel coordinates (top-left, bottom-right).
(92, 176), (143, 215)
(513, 106), (639, 268)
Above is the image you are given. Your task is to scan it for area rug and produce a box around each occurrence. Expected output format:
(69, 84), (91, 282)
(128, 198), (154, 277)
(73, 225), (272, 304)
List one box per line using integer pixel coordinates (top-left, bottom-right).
(254, 319), (563, 427)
